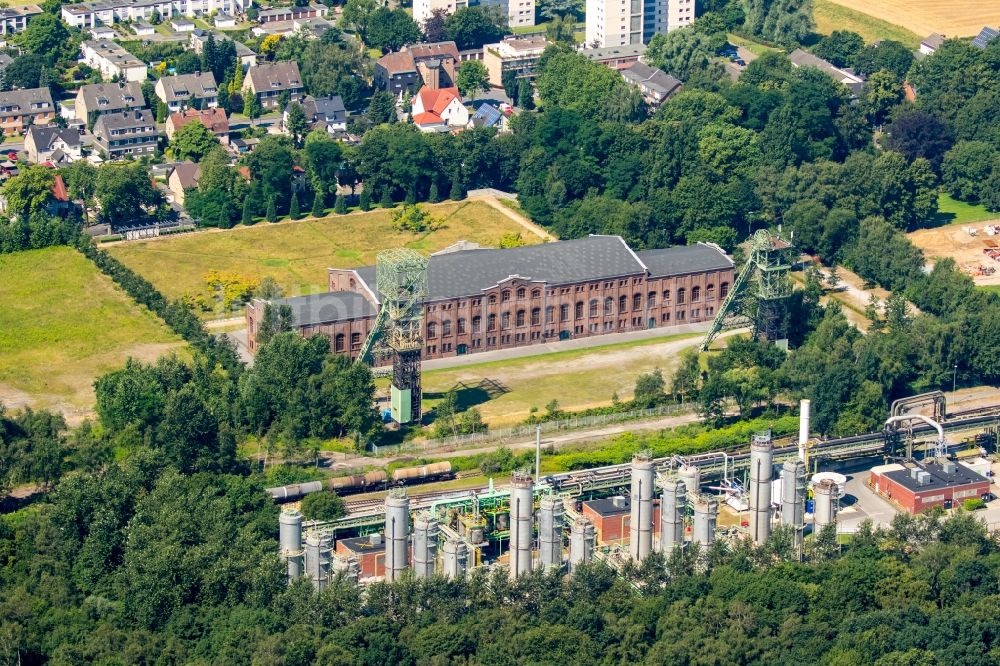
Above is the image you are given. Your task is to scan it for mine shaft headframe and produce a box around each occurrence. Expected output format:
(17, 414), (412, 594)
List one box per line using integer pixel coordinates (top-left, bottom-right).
(376, 248), (428, 329)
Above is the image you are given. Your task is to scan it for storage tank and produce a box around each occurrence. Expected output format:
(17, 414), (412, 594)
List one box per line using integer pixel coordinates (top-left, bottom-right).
(304, 531), (332, 590)
(509, 471), (534, 579)
(813, 479), (838, 530)
(678, 464), (701, 496)
(538, 495), (565, 571)
(659, 478), (686, 553)
(279, 509), (303, 581)
(809, 472), (847, 499)
(442, 538), (468, 579)
(569, 517), (595, 571)
(629, 453), (654, 562)
(780, 460), (806, 550)
(412, 511), (439, 578)
(749, 432), (774, 544)
(692, 495), (717, 547)
(392, 461), (453, 484)
(384, 491), (410, 581)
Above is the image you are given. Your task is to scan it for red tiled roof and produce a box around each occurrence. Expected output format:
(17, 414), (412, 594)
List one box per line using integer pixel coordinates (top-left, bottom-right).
(169, 107), (229, 134)
(412, 111), (444, 125)
(416, 86), (460, 115)
(51, 174), (68, 202)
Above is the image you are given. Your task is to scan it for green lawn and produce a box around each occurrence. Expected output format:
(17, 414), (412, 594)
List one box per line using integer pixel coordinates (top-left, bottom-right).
(416, 331), (702, 428)
(0, 248), (186, 419)
(935, 193), (999, 226)
(813, 0), (921, 47)
(107, 200), (542, 310)
(728, 32), (782, 57)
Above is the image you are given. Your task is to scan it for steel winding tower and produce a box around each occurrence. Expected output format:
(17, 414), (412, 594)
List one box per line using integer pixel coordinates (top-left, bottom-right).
(356, 249), (428, 424)
(701, 229), (794, 351)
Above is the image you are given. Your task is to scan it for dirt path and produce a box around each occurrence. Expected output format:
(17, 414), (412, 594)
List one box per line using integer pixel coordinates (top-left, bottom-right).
(468, 194), (556, 242)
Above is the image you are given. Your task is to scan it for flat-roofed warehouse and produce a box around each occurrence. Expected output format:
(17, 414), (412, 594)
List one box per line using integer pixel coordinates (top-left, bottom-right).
(246, 235), (734, 359)
(869, 460), (991, 514)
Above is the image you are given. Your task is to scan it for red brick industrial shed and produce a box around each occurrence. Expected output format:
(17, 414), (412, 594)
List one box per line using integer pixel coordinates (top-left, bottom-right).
(869, 460), (991, 514)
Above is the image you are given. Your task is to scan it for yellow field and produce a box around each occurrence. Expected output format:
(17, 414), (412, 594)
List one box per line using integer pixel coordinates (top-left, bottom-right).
(823, 0), (999, 38)
(107, 200), (542, 307)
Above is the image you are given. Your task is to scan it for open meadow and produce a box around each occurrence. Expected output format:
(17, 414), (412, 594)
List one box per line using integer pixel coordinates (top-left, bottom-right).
(107, 200), (543, 309)
(813, 0), (921, 46)
(0, 247), (185, 421)
(819, 0), (1000, 39)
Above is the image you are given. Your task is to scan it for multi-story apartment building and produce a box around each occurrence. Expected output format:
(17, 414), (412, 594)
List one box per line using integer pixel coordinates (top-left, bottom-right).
(154, 71), (219, 112)
(0, 4), (42, 35)
(75, 81), (145, 124)
(246, 61), (303, 109)
(482, 36), (547, 87)
(92, 109), (157, 160)
(245, 236), (734, 358)
(0, 87), (54, 136)
(413, 0), (533, 30)
(81, 40), (148, 82)
(62, 0), (247, 28)
(585, 0), (693, 48)
(375, 41), (460, 98)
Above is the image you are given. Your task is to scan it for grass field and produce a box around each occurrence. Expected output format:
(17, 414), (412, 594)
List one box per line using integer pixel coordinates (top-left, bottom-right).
(0, 248), (185, 420)
(819, 0), (999, 39)
(728, 32), (782, 57)
(934, 193), (998, 226)
(107, 200), (542, 307)
(813, 0), (921, 46)
(416, 331), (704, 428)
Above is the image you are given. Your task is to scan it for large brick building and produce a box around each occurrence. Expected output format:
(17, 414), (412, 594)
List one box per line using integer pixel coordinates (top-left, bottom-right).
(246, 235), (734, 359)
(869, 460), (991, 514)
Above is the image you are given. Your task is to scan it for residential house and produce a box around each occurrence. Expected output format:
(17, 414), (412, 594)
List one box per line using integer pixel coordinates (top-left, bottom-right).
(0, 4), (41, 35)
(257, 3), (324, 23)
(375, 42), (461, 98)
(246, 61), (303, 109)
(92, 109), (157, 160)
(25, 126), (82, 164)
(919, 33), (945, 55)
(972, 26), (998, 49)
(581, 44), (646, 70)
(166, 106), (229, 143)
(411, 86), (468, 132)
(284, 94), (346, 135)
(467, 102), (508, 131)
(482, 36), (547, 87)
(0, 87), (54, 136)
(168, 161), (200, 205)
(190, 30), (257, 70)
(81, 40), (148, 82)
(155, 71), (219, 112)
(62, 0), (248, 28)
(621, 61), (681, 106)
(75, 81), (145, 125)
(788, 48), (865, 95)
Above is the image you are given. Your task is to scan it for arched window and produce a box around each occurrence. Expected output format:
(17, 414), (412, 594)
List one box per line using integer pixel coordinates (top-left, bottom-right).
(442, 320), (451, 336)
(516, 287), (526, 299)
(560, 304), (569, 321)
(633, 293), (642, 310)
(618, 295), (627, 313)
(677, 288), (686, 304)
(589, 299), (598, 317)
(488, 294), (497, 305)
(472, 315), (481, 333)
(647, 290), (657, 307)
(457, 318), (466, 334)
(706, 284), (715, 300)
(334, 333), (345, 352)
(692, 286), (701, 302)
(502, 290), (511, 302)
(720, 282), (730, 298)
(663, 289), (671, 303)
(604, 297), (614, 315)
(486, 314), (496, 331)
(531, 288), (541, 299)
(516, 310), (526, 327)
(502, 312), (511, 329)
(427, 322), (437, 338)
(351, 332), (360, 347)
(576, 301), (584, 318)
(544, 306), (553, 324)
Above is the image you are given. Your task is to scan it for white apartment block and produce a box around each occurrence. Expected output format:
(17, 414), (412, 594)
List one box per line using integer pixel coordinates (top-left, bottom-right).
(585, 0), (692, 48)
(62, 0), (248, 29)
(81, 40), (148, 82)
(413, 0), (533, 31)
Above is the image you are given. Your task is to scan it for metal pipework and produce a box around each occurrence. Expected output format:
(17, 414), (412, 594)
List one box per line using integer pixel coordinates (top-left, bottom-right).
(569, 517), (595, 571)
(659, 478), (686, 554)
(629, 453), (654, 562)
(412, 511), (439, 578)
(798, 398), (811, 461)
(331, 556), (359, 587)
(678, 463), (701, 496)
(304, 531), (332, 590)
(692, 495), (717, 547)
(749, 432), (774, 544)
(385, 491), (410, 581)
(813, 479), (838, 530)
(539, 494), (565, 571)
(442, 538), (467, 579)
(780, 460), (806, 551)
(279, 509), (303, 581)
(509, 471), (534, 579)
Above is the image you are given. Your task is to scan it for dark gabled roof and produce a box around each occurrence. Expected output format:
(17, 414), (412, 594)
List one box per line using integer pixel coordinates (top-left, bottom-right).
(268, 291), (379, 327)
(921, 32), (945, 49)
(0, 87), (52, 118)
(635, 243), (733, 278)
(287, 94), (346, 123)
(972, 26), (999, 48)
(27, 125), (80, 151)
(93, 109), (156, 136)
(157, 72), (218, 102)
(622, 62), (682, 96)
(247, 61), (302, 92)
(77, 81), (145, 113)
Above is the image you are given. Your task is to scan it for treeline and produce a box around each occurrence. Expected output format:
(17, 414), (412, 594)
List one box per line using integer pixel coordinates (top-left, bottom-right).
(3, 442), (998, 665)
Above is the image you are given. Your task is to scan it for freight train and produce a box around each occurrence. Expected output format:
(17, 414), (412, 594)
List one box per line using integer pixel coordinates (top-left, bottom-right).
(266, 462), (454, 502)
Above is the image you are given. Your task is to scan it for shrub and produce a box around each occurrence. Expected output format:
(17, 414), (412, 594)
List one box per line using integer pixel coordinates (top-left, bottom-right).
(963, 498), (986, 511)
(300, 491), (346, 521)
